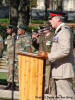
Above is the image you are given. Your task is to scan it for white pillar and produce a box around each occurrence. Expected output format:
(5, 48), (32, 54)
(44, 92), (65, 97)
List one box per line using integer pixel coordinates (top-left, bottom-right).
(37, 0), (45, 9)
(2, 0), (6, 6)
(63, 0), (75, 11)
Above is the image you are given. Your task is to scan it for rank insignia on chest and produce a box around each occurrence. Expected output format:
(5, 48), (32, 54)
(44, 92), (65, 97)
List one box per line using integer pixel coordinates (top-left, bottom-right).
(46, 41), (51, 45)
(53, 36), (58, 42)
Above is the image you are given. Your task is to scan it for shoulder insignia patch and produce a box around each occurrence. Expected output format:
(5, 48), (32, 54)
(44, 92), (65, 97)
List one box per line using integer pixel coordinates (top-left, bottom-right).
(64, 26), (70, 30)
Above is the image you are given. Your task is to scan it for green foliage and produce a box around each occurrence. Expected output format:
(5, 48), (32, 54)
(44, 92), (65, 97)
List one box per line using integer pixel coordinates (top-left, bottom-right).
(31, 19), (44, 24)
(26, 25), (38, 33)
(0, 72), (7, 79)
(30, 0), (37, 8)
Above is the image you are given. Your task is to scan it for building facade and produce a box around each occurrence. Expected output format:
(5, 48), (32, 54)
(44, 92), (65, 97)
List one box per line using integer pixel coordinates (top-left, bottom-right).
(36, 0), (75, 11)
(34, 0), (75, 21)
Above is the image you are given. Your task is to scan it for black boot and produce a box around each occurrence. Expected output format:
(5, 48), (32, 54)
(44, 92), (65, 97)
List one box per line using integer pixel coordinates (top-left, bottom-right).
(9, 82), (16, 90)
(15, 86), (19, 91)
(4, 82), (12, 90)
(44, 88), (49, 94)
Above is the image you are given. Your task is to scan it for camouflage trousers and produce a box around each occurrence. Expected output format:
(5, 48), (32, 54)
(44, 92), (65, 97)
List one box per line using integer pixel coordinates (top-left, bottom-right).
(6, 58), (19, 86)
(44, 64), (56, 97)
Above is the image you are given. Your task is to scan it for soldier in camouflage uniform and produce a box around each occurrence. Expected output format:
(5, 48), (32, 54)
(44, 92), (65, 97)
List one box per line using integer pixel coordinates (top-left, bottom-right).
(32, 27), (56, 96)
(5, 25), (17, 90)
(15, 24), (32, 87)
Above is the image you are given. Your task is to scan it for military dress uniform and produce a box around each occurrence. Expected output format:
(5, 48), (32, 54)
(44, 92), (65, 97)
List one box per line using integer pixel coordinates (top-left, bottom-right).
(32, 31), (56, 96)
(48, 24), (75, 100)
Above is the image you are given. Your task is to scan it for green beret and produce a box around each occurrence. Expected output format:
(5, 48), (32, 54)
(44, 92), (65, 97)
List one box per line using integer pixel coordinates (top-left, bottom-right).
(7, 25), (13, 29)
(39, 25), (45, 29)
(19, 25), (27, 30)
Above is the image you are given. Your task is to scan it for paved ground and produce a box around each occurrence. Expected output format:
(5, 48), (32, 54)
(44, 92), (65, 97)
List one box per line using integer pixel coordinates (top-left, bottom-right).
(0, 49), (75, 100)
(0, 69), (8, 73)
(0, 69), (19, 100)
(0, 85), (53, 100)
(0, 85), (19, 100)
(0, 89), (19, 100)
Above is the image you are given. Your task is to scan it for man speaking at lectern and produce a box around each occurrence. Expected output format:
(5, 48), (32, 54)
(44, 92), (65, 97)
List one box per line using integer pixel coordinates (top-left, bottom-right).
(38, 11), (75, 100)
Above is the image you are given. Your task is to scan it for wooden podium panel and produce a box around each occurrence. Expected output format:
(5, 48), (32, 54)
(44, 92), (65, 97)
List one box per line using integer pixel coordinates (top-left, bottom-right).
(18, 52), (46, 100)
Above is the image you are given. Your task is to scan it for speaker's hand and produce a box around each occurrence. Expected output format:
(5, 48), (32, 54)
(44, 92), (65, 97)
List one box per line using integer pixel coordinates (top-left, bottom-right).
(38, 51), (48, 58)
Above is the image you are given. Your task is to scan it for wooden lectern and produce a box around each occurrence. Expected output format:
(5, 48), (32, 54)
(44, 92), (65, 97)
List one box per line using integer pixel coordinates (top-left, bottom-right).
(18, 52), (46, 100)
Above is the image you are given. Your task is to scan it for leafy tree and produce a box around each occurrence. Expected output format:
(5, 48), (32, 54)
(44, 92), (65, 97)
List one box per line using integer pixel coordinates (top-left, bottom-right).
(30, 0), (37, 8)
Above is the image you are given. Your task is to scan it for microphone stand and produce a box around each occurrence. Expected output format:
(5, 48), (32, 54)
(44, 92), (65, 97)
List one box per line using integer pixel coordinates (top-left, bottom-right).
(12, 34), (17, 100)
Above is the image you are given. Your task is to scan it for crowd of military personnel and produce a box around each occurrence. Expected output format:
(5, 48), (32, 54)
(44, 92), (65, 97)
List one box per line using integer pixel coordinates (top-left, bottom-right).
(0, 23), (55, 94)
(0, 17), (75, 100)
(4, 24), (32, 91)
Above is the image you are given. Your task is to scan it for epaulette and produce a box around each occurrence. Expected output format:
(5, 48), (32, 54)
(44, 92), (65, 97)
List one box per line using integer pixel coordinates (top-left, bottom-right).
(64, 26), (70, 30)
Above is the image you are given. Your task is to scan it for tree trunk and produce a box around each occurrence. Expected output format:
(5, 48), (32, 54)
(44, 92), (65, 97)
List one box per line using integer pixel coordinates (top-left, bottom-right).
(10, 0), (19, 27)
(10, 0), (30, 27)
(17, 0), (30, 26)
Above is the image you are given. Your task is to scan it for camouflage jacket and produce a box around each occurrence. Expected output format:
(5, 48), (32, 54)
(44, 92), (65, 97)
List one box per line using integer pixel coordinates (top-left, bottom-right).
(32, 32), (54, 65)
(38, 33), (53, 52)
(15, 34), (32, 60)
(5, 34), (15, 59)
(32, 32), (54, 52)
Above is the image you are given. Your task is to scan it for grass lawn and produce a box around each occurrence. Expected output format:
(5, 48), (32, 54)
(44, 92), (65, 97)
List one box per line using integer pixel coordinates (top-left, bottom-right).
(0, 72), (7, 85)
(0, 72), (7, 79)
(0, 73), (18, 100)
(0, 18), (9, 23)
(31, 19), (45, 24)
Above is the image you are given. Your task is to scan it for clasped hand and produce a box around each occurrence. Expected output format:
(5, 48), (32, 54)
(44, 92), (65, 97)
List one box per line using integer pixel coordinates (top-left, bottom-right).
(37, 51), (48, 58)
